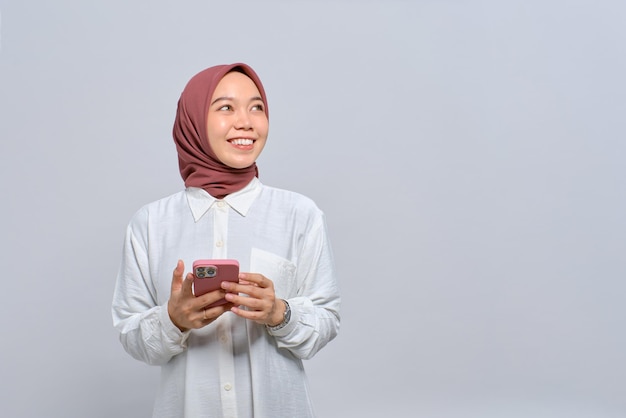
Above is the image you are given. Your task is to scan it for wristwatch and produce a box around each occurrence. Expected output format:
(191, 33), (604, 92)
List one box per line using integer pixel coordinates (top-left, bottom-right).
(267, 299), (291, 331)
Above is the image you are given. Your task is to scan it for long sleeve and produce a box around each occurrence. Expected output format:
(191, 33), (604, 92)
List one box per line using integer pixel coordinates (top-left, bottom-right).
(266, 212), (341, 360)
(111, 210), (189, 366)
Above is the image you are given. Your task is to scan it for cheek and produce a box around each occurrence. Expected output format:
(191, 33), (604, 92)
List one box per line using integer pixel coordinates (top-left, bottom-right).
(207, 120), (230, 143)
(209, 118), (229, 133)
(256, 117), (269, 137)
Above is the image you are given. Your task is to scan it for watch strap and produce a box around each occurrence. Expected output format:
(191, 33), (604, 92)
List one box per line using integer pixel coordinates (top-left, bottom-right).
(267, 299), (291, 331)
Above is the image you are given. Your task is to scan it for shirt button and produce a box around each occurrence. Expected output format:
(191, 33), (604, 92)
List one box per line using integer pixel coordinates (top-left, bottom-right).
(217, 201), (226, 208)
(224, 383), (232, 391)
(216, 241), (223, 247)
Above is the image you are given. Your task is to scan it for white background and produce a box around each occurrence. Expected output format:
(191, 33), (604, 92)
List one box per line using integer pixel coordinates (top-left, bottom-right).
(1, 1), (625, 417)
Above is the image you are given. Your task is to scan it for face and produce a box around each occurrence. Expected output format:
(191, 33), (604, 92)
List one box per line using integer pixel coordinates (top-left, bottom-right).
(206, 71), (269, 169)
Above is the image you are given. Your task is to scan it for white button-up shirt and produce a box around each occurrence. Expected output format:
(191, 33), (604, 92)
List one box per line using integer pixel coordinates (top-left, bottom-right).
(112, 178), (340, 418)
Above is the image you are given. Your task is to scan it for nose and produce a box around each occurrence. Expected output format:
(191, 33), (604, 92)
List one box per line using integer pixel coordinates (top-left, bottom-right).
(235, 110), (252, 130)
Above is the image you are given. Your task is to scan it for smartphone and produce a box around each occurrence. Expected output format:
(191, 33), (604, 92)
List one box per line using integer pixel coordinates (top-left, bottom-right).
(192, 259), (240, 308)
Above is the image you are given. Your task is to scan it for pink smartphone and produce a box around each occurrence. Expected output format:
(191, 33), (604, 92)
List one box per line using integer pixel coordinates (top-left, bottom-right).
(192, 259), (240, 308)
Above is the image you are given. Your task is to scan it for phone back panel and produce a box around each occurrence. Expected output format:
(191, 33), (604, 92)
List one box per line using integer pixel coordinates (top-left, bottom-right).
(192, 259), (239, 302)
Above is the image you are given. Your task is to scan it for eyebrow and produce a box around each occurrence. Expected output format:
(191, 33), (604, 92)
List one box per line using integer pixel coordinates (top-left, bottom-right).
(211, 96), (264, 106)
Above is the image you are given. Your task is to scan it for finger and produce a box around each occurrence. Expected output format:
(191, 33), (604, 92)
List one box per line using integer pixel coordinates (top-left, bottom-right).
(230, 304), (266, 322)
(204, 302), (235, 318)
(221, 281), (263, 300)
(222, 276), (275, 301)
(197, 288), (229, 307)
(225, 291), (269, 312)
(237, 275), (257, 287)
(182, 272), (195, 296)
(238, 273), (272, 289)
(197, 303), (235, 327)
(170, 260), (185, 293)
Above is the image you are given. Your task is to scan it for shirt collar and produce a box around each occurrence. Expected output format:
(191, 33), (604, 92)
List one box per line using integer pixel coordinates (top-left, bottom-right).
(186, 177), (262, 222)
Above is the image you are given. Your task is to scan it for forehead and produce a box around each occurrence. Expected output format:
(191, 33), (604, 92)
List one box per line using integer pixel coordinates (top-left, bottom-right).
(213, 71), (261, 96)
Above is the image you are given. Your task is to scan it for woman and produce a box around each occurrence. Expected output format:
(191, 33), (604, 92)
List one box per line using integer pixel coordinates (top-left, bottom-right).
(112, 63), (341, 417)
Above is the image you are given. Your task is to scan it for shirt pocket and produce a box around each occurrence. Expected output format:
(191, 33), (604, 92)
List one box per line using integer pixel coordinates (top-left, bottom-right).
(250, 248), (297, 298)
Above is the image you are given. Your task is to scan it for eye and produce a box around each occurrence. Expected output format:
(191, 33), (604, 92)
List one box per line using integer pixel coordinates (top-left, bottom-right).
(218, 104), (233, 111)
(251, 103), (265, 112)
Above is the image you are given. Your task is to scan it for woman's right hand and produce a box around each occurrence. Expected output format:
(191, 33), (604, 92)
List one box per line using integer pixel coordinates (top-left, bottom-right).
(167, 260), (234, 332)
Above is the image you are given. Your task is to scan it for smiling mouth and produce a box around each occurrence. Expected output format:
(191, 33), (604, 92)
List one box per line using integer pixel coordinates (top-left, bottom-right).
(229, 138), (254, 146)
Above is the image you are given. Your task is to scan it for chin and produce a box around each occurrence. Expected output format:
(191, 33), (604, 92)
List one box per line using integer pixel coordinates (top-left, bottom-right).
(225, 160), (256, 170)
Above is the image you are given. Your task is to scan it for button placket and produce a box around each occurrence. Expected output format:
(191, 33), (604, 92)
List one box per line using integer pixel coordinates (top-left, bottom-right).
(213, 200), (229, 258)
(213, 202), (237, 415)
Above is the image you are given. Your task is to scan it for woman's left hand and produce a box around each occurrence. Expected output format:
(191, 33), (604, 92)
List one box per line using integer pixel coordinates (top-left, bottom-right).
(221, 273), (285, 326)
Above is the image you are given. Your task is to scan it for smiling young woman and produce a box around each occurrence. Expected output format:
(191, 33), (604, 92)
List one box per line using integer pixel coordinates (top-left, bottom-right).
(112, 63), (340, 418)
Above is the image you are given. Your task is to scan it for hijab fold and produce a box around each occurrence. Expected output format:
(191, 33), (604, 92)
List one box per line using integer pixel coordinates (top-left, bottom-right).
(172, 63), (269, 199)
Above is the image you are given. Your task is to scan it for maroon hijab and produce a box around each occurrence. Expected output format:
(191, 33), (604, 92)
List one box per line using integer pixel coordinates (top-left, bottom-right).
(173, 63), (269, 199)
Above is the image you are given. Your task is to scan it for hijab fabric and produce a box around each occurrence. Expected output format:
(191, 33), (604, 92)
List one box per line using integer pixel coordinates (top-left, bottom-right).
(173, 63), (269, 199)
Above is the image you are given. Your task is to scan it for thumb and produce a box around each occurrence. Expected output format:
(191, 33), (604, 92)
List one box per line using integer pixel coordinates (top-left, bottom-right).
(170, 259), (185, 293)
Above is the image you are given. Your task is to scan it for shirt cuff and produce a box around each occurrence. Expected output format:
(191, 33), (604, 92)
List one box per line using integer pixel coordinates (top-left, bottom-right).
(158, 302), (191, 348)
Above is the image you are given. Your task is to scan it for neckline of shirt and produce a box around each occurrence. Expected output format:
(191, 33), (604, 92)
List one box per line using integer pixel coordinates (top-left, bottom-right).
(185, 177), (262, 221)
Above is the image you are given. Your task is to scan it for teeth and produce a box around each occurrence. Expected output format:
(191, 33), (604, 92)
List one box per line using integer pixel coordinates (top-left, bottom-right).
(231, 138), (253, 146)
